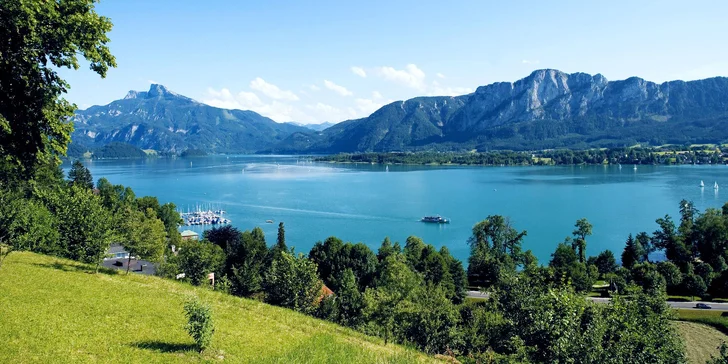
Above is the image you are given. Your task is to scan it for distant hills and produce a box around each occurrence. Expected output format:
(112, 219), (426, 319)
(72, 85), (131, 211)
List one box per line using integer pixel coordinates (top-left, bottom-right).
(286, 121), (337, 132)
(72, 70), (728, 154)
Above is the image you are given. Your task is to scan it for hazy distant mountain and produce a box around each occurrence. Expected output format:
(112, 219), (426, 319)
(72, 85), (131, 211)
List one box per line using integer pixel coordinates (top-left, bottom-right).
(286, 121), (337, 132)
(72, 84), (309, 153)
(266, 69), (728, 153)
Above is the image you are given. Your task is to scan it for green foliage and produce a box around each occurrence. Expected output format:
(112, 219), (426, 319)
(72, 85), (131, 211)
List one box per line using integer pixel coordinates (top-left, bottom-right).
(549, 242), (595, 292)
(334, 269), (364, 327)
(263, 250), (322, 314)
(364, 254), (421, 345)
(467, 215), (527, 288)
(276, 221), (286, 249)
(572, 218), (592, 263)
(621, 234), (644, 269)
(67, 160), (93, 189)
(0, 194), (58, 255)
(226, 227), (268, 297)
(0, 0), (115, 175)
(183, 297), (214, 352)
(657, 261), (683, 288)
(591, 249), (618, 276)
(684, 274), (708, 300)
(92, 142), (148, 159)
(177, 239), (225, 286)
(119, 207), (167, 273)
(489, 275), (685, 363)
(204, 225), (242, 254)
(309, 236), (377, 292)
(42, 185), (113, 269)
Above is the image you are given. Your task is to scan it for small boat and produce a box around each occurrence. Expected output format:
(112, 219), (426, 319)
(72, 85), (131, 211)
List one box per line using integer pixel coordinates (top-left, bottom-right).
(700, 180), (705, 188)
(618, 164), (622, 170)
(385, 165), (389, 172)
(633, 165), (637, 170)
(715, 182), (720, 190)
(266, 219), (274, 224)
(421, 215), (450, 224)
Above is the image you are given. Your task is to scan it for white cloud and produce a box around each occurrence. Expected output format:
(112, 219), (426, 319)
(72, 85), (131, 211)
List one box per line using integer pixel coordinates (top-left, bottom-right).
(148, 79), (158, 84)
(372, 91), (383, 99)
(249, 77), (299, 101)
(376, 64), (427, 91)
(437, 73), (446, 79)
(306, 103), (358, 121)
(351, 66), (367, 78)
(308, 84), (321, 91)
(323, 80), (353, 96)
(522, 59), (540, 65)
(203, 87), (310, 122)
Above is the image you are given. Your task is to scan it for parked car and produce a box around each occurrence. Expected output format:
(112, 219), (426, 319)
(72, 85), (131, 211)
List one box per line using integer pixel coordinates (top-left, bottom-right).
(695, 303), (712, 309)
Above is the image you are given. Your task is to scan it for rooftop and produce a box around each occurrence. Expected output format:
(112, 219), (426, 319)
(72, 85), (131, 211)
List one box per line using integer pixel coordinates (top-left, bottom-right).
(180, 230), (199, 237)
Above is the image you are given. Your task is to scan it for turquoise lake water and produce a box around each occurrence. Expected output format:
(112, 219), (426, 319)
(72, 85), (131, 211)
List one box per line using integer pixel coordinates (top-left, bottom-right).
(78, 156), (728, 264)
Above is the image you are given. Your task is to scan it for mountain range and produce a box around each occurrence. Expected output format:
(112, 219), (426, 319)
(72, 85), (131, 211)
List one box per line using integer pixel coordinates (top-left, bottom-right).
(72, 84), (309, 153)
(72, 70), (728, 154)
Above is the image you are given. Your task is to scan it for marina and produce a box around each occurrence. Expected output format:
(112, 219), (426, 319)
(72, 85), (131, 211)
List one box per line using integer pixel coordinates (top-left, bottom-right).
(180, 204), (231, 226)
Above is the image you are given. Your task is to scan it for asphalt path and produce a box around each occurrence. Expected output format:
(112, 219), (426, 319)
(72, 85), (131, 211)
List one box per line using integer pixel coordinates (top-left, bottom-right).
(467, 291), (728, 311)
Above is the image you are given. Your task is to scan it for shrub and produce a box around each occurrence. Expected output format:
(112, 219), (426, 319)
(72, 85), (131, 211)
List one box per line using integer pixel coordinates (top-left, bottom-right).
(184, 297), (214, 352)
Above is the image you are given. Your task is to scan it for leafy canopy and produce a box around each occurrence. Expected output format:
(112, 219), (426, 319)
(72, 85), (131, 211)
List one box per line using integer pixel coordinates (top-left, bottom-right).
(0, 0), (116, 174)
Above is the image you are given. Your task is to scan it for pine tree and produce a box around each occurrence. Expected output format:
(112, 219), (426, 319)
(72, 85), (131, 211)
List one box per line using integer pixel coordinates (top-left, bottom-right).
(621, 234), (644, 269)
(276, 222), (287, 251)
(67, 160), (93, 189)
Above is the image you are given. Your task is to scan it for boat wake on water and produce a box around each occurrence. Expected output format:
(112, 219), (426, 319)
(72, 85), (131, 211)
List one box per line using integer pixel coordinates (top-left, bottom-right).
(234, 203), (402, 221)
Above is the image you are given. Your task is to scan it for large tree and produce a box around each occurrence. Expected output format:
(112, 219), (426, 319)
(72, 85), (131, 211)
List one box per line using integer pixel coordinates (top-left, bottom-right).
(0, 0), (116, 175)
(120, 207), (167, 273)
(572, 218), (592, 263)
(263, 251), (322, 314)
(467, 215), (527, 287)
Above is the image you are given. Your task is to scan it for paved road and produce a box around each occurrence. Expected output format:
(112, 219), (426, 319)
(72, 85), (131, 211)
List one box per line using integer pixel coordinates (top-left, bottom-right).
(467, 291), (728, 311)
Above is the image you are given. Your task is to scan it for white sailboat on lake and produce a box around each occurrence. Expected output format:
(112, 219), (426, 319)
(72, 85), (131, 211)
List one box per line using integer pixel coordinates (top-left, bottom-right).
(715, 181), (720, 190)
(700, 180), (705, 188)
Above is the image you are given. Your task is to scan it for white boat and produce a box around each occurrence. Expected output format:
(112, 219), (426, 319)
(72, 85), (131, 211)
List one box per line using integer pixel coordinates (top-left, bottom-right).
(633, 165), (637, 170)
(385, 165), (389, 172)
(700, 180), (705, 188)
(715, 182), (720, 190)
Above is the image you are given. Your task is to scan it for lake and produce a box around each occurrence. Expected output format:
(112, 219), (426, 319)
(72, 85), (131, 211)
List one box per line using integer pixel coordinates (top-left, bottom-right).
(77, 156), (728, 264)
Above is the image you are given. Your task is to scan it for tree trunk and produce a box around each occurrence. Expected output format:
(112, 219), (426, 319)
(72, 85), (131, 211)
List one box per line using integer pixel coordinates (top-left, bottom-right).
(126, 254), (132, 274)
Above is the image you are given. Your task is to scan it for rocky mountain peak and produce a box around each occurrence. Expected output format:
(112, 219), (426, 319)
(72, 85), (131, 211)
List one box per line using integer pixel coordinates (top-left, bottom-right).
(124, 90), (146, 99)
(147, 84), (175, 98)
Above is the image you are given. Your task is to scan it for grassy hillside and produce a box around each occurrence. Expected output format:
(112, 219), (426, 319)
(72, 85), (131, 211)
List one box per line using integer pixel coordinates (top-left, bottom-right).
(676, 321), (728, 364)
(0, 252), (435, 363)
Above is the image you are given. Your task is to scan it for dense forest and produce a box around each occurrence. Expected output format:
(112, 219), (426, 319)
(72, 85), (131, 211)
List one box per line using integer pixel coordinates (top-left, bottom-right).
(6, 159), (728, 362)
(67, 142), (150, 159)
(316, 146), (727, 166)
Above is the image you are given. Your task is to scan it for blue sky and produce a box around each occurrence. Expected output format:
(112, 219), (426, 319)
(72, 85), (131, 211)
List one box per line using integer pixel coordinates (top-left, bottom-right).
(61, 0), (728, 124)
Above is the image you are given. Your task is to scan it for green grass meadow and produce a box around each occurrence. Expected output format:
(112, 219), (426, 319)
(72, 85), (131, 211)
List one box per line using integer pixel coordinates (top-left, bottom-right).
(0, 252), (435, 363)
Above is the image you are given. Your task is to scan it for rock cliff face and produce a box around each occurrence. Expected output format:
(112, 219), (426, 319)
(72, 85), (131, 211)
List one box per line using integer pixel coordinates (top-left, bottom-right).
(267, 69), (728, 153)
(72, 84), (308, 153)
